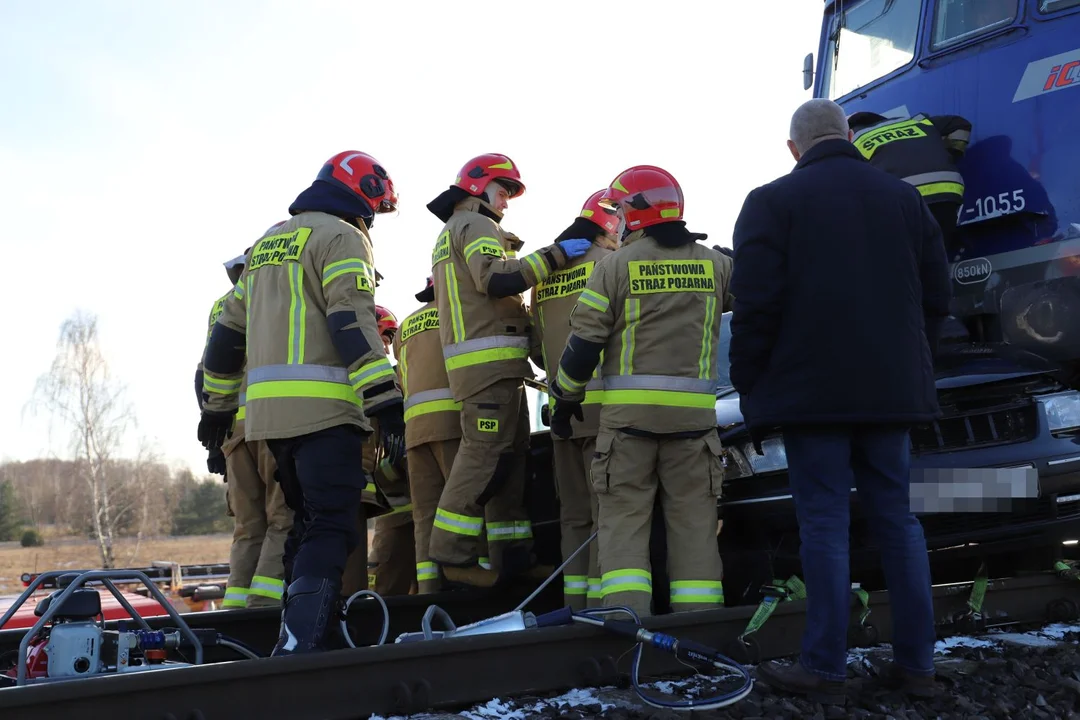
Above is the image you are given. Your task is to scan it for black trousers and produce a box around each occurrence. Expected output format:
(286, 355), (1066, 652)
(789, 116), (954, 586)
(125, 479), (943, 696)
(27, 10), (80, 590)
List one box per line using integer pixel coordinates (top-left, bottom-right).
(930, 201), (961, 258)
(268, 424), (370, 586)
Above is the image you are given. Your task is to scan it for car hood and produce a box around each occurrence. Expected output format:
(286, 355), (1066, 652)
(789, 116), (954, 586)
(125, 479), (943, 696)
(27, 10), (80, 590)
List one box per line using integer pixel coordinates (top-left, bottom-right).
(715, 346), (1063, 428)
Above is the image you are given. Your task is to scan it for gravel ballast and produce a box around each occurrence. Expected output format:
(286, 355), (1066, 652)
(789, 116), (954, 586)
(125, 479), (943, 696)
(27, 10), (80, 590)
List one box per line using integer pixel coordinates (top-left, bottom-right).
(372, 623), (1080, 720)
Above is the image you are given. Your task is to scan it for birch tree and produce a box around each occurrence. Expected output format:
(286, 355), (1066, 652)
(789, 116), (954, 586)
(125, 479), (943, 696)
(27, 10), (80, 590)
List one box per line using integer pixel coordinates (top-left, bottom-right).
(33, 311), (132, 568)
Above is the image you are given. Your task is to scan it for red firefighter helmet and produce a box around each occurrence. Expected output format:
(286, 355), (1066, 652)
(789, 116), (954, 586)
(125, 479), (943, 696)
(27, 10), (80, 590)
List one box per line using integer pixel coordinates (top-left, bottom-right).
(316, 151), (399, 215)
(453, 153), (525, 199)
(600, 165), (684, 232)
(375, 305), (399, 339)
(579, 189), (620, 235)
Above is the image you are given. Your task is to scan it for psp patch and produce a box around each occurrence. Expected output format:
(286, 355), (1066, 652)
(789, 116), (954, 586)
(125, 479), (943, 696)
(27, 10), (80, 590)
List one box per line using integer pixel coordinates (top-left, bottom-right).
(478, 418), (500, 433)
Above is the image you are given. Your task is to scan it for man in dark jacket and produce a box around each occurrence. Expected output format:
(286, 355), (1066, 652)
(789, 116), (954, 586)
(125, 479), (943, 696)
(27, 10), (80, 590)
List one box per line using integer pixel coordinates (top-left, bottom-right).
(729, 98), (951, 703)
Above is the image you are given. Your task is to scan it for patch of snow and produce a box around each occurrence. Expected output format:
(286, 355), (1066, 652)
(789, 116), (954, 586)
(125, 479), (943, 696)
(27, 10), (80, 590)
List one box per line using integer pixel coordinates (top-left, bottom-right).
(461, 698), (526, 720)
(988, 632), (1062, 648)
(847, 645), (889, 668)
(1036, 623), (1080, 640)
(935, 635), (997, 654)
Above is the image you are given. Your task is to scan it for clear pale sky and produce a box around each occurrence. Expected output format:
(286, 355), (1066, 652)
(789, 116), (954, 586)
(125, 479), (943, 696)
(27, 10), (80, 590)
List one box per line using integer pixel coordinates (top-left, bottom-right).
(1, 0), (823, 474)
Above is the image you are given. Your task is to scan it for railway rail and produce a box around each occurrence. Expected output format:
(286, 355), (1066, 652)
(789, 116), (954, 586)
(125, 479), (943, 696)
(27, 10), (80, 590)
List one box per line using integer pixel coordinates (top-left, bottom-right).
(0, 569), (1078, 720)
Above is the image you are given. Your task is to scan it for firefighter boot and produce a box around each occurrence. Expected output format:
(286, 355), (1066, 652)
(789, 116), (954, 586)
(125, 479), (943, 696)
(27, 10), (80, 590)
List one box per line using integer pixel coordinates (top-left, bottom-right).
(271, 576), (340, 656)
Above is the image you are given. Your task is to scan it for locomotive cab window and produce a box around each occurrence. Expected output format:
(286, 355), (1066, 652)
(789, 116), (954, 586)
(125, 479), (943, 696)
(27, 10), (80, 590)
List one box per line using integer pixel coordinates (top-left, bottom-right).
(932, 0), (1018, 50)
(1040, 0), (1080, 12)
(821, 0), (922, 100)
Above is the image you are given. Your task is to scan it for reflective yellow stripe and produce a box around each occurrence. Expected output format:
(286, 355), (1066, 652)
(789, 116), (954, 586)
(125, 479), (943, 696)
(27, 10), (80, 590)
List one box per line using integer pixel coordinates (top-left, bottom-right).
(557, 366), (587, 394)
(620, 299), (640, 375)
(364, 481), (376, 494)
(322, 258), (375, 287)
(222, 587), (249, 608)
(486, 520), (533, 542)
(587, 578), (602, 600)
(434, 507), (483, 536)
(917, 181), (965, 198)
(246, 379), (362, 406)
(390, 502), (413, 514)
(235, 405), (246, 421)
(249, 575), (285, 600)
(670, 580), (724, 604)
(479, 556), (492, 570)
(444, 346), (528, 371)
(244, 274), (253, 334)
(417, 561), (438, 582)
(445, 263), (466, 343)
(578, 289), (609, 313)
(286, 263), (307, 365)
(699, 295), (717, 379)
(522, 252), (549, 282)
(564, 574), (588, 596)
(601, 568), (652, 597)
(350, 357), (395, 391)
(464, 237), (504, 262)
(603, 389), (716, 409)
(404, 398), (463, 421)
(399, 344), (409, 398)
(203, 376), (242, 395)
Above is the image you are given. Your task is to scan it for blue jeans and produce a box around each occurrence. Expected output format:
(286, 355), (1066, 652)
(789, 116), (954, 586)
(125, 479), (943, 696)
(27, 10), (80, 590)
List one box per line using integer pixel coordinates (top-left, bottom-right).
(783, 425), (935, 680)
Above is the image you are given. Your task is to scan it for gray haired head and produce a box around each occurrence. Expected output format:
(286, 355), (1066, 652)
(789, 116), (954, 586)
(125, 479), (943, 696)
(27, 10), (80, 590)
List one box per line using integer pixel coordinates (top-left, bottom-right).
(787, 98), (852, 158)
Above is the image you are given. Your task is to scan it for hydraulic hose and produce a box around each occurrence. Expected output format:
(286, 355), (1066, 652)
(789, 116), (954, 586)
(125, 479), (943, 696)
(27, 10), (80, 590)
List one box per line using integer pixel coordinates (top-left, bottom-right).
(340, 589), (390, 648)
(561, 607), (755, 711)
(215, 634), (263, 660)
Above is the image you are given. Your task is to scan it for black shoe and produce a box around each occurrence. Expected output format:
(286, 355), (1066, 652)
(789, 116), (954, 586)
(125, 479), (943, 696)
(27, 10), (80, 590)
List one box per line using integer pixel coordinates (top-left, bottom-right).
(271, 576), (341, 656)
(756, 659), (847, 705)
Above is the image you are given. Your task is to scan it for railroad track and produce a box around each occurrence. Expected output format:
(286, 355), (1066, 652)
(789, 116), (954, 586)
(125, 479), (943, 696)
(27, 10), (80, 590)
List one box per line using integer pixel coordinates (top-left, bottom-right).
(1, 570), (1078, 720)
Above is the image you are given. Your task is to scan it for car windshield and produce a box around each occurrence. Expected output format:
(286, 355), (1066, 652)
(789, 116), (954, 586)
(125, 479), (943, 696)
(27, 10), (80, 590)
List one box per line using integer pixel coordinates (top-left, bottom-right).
(716, 311), (733, 393)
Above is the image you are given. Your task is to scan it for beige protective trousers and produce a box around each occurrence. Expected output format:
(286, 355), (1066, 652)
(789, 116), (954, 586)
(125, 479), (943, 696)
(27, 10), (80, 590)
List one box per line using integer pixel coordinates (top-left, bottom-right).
(428, 379), (532, 571)
(552, 436), (600, 610)
(591, 427), (726, 617)
(223, 439), (293, 609)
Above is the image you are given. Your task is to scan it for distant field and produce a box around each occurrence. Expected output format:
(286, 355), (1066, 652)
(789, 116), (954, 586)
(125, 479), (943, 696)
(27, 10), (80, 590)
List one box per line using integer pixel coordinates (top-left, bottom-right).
(0, 535), (233, 595)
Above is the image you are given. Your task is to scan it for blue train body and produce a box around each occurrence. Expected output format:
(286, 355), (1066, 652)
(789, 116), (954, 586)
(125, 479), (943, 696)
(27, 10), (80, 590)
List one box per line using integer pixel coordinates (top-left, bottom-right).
(810, 0), (1080, 371)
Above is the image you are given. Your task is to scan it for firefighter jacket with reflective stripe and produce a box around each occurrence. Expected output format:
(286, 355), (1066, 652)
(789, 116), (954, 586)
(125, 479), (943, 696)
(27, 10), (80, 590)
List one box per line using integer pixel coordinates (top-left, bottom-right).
(393, 300), (462, 450)
(852, 113), (972, 206)
(529, 242), (613, 439)
(200, 290), (248, 455)
(201, 211), (402, 442)
(431, 197), (571, 401)
(558, 230), (733, 434)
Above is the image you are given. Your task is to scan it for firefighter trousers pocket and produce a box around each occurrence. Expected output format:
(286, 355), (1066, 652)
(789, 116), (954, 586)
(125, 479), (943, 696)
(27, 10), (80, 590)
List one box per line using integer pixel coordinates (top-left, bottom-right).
(703, 431), (726, 498)
(590, 429), (615, 496)
(462, 383), (517, 446)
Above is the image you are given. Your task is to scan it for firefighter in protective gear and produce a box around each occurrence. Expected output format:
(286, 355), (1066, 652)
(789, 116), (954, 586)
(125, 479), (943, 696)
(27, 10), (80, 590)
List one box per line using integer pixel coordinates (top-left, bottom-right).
(199, 150), (405, 655)
(549, 165), (732, 617)
(427, 152), (591, 587)
(361, 306), (419, 597)
(394, 277), (493, 593)
(847, 111), (972, 256)
(528, 191), (618, 609)
(200, 244), (294, 609)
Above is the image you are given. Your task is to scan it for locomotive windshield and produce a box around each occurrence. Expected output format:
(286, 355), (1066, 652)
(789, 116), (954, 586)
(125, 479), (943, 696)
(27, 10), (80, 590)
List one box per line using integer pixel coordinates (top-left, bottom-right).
(821, 0), (921, 100)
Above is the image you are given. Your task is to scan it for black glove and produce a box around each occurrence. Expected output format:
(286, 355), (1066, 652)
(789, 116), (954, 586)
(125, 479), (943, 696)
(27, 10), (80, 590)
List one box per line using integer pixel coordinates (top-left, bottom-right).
(713, 244), (734, 259)
(198, 409), (235, 451)
(207, 447), (227, 476)
(372, 402), (406, 467)
(551, 399), (583, 440)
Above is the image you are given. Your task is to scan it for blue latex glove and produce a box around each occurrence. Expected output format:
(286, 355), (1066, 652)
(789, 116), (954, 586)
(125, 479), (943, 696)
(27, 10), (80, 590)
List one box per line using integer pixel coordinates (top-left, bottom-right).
(558, 238), (592, 259)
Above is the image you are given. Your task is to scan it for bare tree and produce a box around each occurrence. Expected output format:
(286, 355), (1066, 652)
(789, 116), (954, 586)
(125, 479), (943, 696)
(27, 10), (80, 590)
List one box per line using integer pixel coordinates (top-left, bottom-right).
(32, 311), (133, 568)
